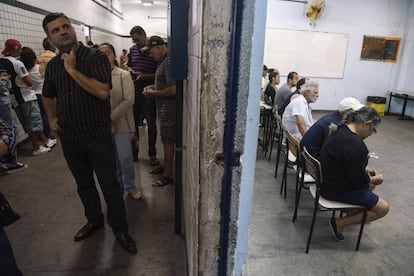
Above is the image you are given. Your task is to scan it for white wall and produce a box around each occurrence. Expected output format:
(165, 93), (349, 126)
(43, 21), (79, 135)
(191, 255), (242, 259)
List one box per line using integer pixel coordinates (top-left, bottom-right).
(266, 0), (414, 111)
(19, 0), (168, 37)
(122, 4), (168, 37)
(19, 0), (125, 34)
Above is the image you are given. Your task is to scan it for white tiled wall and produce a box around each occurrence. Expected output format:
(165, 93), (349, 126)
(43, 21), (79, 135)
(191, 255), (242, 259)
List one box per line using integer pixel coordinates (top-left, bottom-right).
(0, 3), (45, 56)
(0, 2), (129, 143)
(89, 29), (132, 58)
(183, 0), (203, 275)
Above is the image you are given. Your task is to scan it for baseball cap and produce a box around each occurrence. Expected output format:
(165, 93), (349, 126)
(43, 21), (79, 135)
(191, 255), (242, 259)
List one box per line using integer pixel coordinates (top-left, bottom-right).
(2, 39), (22, 56)
(141, 36), (165, 50)
(338, 97), (365, 112)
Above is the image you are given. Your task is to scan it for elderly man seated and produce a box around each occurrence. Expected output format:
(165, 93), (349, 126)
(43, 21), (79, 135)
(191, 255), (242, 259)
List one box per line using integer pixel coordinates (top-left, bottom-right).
(300, 97), (364, 159)
(282, 81), (319, 140)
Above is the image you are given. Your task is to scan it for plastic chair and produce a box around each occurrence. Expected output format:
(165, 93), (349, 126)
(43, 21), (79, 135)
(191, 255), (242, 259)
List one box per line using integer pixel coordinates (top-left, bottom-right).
(267, 112), (281, 161)
(301, 147), (367, 253)
(273, 113), (286, 179)
(280, 129), (301, 198)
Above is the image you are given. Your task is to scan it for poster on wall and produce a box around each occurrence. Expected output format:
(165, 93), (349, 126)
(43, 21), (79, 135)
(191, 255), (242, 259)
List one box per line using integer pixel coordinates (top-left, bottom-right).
(360, 35), (401, 63)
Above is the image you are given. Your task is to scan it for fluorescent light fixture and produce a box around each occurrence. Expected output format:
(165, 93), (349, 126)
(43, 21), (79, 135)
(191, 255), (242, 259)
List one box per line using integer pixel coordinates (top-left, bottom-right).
(142, 0), (153, 6)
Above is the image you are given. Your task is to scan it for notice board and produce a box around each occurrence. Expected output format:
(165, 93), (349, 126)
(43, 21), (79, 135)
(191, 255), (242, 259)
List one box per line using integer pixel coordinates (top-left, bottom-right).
(263, 28), (349, 78)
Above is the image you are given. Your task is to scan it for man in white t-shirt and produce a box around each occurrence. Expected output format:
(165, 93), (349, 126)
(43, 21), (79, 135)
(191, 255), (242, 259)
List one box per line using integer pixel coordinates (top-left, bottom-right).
(282, 81), (319, 140)
(1, 39), (50, 155)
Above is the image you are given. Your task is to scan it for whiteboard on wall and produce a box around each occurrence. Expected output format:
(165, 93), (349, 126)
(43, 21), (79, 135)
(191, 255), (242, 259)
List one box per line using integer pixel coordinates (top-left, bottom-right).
(263, 28), (349, 78)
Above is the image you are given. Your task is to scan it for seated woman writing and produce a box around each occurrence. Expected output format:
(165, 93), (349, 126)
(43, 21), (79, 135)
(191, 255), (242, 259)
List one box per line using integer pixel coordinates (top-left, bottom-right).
(319, 106), (389, 241)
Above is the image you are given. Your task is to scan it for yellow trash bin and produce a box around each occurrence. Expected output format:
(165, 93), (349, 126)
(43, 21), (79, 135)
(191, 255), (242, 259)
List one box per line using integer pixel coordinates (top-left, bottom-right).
(366, 96), (386, 117)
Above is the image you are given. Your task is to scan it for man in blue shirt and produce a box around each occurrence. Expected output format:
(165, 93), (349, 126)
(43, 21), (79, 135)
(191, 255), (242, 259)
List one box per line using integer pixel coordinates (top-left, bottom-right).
(301, 97), (364, 159)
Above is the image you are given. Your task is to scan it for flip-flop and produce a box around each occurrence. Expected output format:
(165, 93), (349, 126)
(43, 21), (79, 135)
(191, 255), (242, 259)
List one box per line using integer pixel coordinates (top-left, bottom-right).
(152, 176), (173, 187)
(149, 166), (164, 174)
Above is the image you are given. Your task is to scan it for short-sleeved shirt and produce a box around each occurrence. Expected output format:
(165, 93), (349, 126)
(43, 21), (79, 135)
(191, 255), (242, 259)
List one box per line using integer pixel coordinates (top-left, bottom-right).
(264, 83), (276, 106)
(29, 64), (44, 95)
(42, 44), (112, 140)
(155, 55), (175, 124)
(1, 56), (35, 103)
(320, 125), (370, 198)
(275, 83), (292, 114)
(300, 111), (341, 159)
(282, 94), (313, 140)
(128, 45), (157, 93)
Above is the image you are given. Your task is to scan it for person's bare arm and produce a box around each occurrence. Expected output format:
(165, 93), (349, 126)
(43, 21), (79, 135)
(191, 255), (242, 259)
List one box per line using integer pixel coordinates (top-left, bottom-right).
(42, 96), (60, 131)
(21, 75), (32, 87)
(62, 46), (110, 100)
(296, 115), (307, 136)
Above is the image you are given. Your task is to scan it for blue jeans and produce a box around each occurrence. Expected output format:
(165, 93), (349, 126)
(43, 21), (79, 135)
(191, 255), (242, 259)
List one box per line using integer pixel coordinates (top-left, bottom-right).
(60, 135), (128, 233)
(113, 132), (136, 193)
(133, 94), (157, 157)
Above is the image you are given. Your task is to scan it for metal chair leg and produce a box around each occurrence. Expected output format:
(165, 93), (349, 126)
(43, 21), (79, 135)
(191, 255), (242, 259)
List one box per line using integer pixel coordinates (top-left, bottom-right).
(356, 209), (367, 250)
(306, 201), (319, 253)
(293, 166), (305, 222)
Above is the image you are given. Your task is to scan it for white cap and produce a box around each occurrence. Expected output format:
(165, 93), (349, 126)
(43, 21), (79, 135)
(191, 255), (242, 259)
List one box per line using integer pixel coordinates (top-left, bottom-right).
(338, 97), (365, 112)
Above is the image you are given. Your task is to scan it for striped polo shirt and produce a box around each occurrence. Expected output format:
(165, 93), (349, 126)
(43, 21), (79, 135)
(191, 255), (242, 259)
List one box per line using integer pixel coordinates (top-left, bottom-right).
(127, 44), (157, 93)
(155, 55), (176, 123)
(42, 44), (112, 140)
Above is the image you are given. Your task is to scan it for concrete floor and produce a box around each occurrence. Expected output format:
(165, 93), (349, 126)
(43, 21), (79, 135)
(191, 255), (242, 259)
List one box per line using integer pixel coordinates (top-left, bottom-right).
(245, 112), (414, 276)
(3, 112), (414, 276)
(0, 126), (186, 276)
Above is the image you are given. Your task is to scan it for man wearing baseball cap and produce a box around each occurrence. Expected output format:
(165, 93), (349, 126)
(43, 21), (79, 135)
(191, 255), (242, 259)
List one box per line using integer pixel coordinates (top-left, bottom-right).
(301, 97), (365, 159)
(143, 36), (176, 187)
(1, 39), (51, 156)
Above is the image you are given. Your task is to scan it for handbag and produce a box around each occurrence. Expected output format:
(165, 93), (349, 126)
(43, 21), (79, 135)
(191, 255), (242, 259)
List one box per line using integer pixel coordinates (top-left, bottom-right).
(0, 192), (21, 226)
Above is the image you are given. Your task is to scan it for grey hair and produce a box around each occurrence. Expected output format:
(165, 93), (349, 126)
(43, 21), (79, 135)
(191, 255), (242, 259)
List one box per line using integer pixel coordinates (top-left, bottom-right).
(300, 81), (318, 95)
(342, 106), (381, 126)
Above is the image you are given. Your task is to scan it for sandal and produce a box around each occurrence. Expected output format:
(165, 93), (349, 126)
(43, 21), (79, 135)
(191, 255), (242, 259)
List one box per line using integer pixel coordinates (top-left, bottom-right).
(149, 166), (164, 174)
(152, 176), (174, 187)
(150, 156), (160, 166)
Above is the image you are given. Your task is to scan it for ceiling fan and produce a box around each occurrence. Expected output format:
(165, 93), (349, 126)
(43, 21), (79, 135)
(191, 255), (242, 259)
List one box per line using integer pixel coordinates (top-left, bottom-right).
(306, 0), (326, 26)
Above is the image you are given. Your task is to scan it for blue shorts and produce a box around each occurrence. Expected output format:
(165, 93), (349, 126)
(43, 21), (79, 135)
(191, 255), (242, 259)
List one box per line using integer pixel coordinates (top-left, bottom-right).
(15, 101), (43, 133)
(328, 189), (379, 209)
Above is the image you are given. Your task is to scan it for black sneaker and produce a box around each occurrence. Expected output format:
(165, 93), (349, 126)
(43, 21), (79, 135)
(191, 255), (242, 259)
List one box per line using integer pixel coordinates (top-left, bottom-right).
(5, 162), (28, 175)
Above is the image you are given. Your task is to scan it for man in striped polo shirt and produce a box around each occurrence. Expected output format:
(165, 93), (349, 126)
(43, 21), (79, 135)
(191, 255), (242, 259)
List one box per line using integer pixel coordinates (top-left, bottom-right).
(41, 12), (137, 255)
(128, 26), (159, 166)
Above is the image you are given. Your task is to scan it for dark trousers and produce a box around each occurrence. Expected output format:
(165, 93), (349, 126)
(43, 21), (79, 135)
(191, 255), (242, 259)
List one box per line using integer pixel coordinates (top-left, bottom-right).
(60, 135), (128, 234)
(133, 94), (157, 157)
(0, 226), (22, 276)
